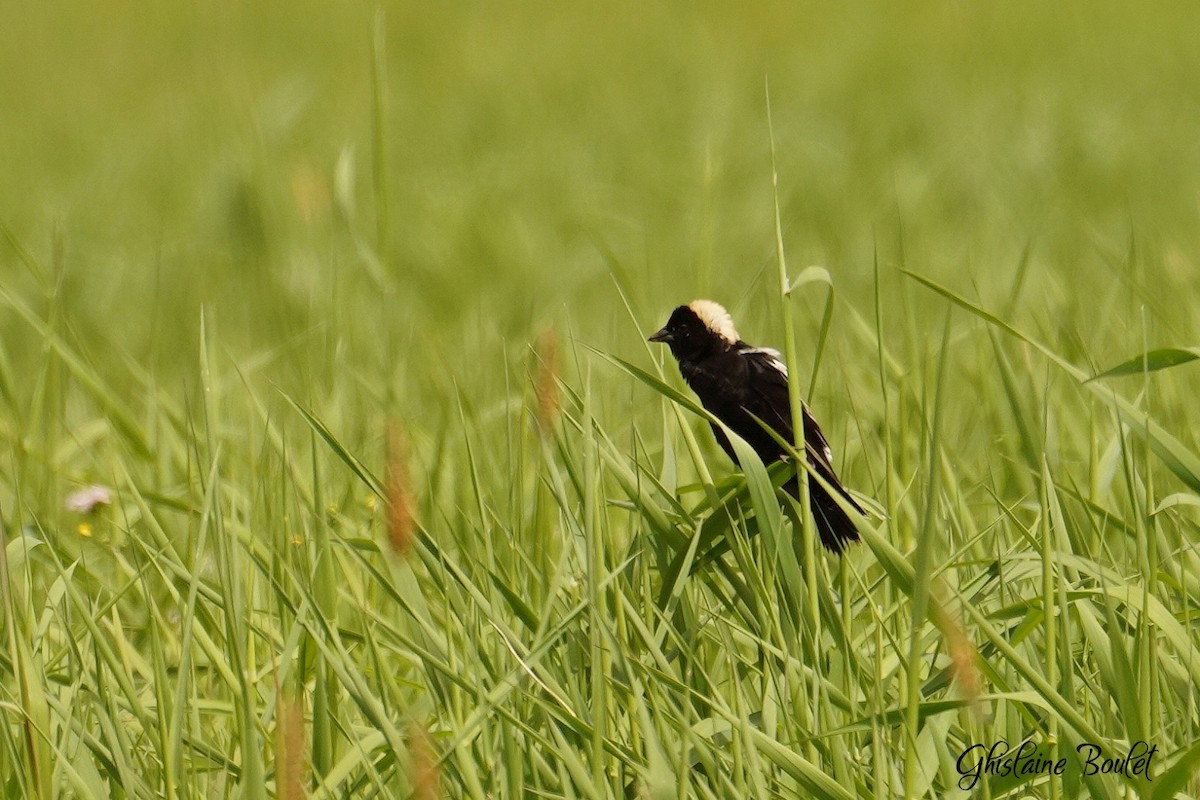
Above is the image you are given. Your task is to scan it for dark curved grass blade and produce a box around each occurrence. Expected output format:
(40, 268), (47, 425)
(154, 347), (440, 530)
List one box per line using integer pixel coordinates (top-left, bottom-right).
(281, 391), (385, 498)
(1086, 347), (1200, 382)
(590, 349), (716, 426)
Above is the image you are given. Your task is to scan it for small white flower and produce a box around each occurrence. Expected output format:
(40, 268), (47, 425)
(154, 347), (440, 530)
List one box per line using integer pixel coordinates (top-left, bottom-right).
(65, 485), (113, 514)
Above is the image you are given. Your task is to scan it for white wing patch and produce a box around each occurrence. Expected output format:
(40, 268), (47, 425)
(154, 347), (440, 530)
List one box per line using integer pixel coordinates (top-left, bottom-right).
(688, 299), (740, 344)
(739, 345), (788, 376)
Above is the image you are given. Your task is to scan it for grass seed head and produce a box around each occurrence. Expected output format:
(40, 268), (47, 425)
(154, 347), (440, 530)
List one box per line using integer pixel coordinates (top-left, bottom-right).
(532, 327), (560, 431)
(290, 159), (331, 224)
(935, 595), (983, 710)
(408, 722), (440, 800)
(386, 420), (417, 557)
(275, 693), (306, 800)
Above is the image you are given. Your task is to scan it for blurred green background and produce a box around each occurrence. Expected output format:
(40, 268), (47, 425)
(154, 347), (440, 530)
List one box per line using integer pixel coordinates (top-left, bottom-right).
(4, 2), (1200, 796)
(5, 0), (1200, 393)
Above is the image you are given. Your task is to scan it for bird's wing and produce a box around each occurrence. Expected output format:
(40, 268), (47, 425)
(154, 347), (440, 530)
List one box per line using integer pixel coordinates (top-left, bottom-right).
(736, 345), (865, 522)
(737, 346), (794, 445)
(738, 345), (841, 469)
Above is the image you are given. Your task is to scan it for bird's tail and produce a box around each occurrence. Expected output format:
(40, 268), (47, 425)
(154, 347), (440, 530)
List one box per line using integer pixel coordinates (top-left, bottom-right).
(782, 473), (863, 554)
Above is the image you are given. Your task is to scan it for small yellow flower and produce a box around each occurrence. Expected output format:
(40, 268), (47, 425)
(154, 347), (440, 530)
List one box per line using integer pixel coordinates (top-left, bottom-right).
(291, 534), (304, 547)
(365, 495), (378, 512)
(77, 522), (93, 538)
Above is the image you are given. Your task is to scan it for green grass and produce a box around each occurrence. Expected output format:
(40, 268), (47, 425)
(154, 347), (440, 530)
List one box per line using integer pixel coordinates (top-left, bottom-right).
(3, 1), (1200, 797)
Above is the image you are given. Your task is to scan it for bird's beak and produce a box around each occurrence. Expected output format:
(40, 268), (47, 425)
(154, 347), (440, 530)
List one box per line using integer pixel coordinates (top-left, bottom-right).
(648, 327), (672, 343)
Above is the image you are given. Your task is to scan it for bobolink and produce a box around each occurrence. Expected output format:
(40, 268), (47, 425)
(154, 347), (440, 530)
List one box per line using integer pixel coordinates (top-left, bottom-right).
(650, 300), (864, 552)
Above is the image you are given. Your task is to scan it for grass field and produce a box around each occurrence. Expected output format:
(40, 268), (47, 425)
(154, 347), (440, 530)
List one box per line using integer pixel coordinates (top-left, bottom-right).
(3, 1), (1200, 797)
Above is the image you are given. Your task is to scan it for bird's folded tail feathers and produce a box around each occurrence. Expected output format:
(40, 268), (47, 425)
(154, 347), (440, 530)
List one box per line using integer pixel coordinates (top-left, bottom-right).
(782, 474), (863, 553)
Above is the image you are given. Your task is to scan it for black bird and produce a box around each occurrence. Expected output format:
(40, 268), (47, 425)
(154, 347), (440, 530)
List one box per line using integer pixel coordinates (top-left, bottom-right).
(649, 300), (864, 552)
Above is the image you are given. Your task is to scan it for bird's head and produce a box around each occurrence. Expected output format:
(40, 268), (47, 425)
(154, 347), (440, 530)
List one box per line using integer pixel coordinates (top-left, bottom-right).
(649, 300), (740, 360)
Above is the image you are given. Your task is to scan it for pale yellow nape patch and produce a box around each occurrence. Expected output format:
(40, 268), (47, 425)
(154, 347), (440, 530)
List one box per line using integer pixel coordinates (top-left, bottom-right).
(688, 299), (740, 344)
